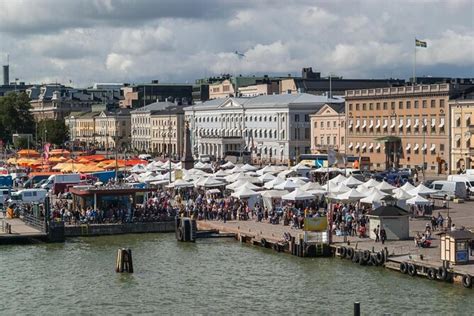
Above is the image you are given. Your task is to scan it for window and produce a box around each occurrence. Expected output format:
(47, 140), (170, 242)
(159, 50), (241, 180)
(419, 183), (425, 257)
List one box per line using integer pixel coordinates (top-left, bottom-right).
(313, 122), (317, 128)
(333, 136), (337, 145)
(314, 137), (318, 145)
(431, 100), (435, 108)
(440, 144), (445, 151)
(399, 101), (403, 109)
(362, 103), (366, 111)
(295, 114), (300, 122)
(349, 104), (353, 111)
(414, 100), (419, 108)
(320, 136), (324, 145)
(304, 114), (310, 122)
(223, 85), (230, 92)
(327, 136), (330, 144)
(383, 102), (387, 110)
(422, 100), (427, 108)
(326, 121), (330, 128)
(440, 99), (445, 108)
(340, 121), (344, 128)
(376, 103), (380, 110)
(406, 101), (411, 109)
(356, 104), (360, 110)
(305, 128), (310, 139)
(369, 103), (373, 110)
(391, 102), (395, 110)
(333, 121), (337, 127)
(341, 136), (344, 145)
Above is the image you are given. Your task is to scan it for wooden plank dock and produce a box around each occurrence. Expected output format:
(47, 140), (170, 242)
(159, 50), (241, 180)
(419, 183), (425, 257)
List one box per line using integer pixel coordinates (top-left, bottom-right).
(0, 214), (47, 243)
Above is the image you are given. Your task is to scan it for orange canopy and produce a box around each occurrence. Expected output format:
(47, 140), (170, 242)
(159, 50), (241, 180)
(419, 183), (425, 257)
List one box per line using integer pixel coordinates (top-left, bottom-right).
(17, 149), (40, 157)
(50, 149), (70, 156)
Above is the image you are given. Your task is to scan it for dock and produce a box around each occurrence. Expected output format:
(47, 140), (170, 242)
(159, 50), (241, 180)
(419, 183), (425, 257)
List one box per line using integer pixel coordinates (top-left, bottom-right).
(0, 215), (47, 243)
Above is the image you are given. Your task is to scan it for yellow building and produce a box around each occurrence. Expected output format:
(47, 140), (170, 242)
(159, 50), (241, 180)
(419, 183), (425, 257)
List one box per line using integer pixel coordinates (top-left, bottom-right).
(450, 98), (474, 172)
(310, 103), (346, 154)
(65, 112), (100, 148)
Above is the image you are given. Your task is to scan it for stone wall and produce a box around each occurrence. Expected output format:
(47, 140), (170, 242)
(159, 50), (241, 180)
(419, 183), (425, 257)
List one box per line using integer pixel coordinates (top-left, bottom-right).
(64, 221), (175, 237)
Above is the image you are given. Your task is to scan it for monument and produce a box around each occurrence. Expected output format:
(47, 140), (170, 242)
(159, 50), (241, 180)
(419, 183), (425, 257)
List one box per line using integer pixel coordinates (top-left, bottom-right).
(181, 120), (195, 170)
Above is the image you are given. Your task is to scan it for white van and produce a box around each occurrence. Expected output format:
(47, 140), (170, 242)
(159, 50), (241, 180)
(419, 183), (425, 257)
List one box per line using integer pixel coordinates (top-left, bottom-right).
(10, 189), (48, 204)
(138, 154), (152, 161)
(429, 181), (467, 200)
(447, 175), (474, 196)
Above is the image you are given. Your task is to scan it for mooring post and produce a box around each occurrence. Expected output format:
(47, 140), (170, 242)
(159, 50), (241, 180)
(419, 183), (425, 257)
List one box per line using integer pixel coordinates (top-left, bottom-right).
(354, 302), (360, 316)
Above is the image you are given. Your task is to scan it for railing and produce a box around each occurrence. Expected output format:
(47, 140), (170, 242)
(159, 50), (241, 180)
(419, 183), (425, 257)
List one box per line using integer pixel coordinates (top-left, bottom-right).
(22, 214), (47, 232)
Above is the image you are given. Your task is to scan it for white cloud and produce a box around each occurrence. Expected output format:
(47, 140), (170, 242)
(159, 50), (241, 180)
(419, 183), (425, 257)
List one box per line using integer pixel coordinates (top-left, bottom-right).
(106, 53), (133, 72)
(114, 26), (174, 55)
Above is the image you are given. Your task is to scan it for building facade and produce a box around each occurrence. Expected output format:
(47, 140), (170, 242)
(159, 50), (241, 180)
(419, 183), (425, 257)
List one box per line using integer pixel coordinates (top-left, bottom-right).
(345, 84), (455, 174)
(449, 98), (474, 172)
(94, 109), (131, 151)
(131, 101), (185, 157)
(120, 82), (193, 108)
(310, 103), (346, 154)
(184, 94), (343, 164)
(65, 111), (100, 148)
(238, 82), (279, 97)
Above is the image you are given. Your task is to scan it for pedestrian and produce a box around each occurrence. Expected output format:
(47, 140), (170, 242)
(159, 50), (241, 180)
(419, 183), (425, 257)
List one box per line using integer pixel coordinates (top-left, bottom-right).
(374, 224), (380, 242)
(380, 226), (387, 244)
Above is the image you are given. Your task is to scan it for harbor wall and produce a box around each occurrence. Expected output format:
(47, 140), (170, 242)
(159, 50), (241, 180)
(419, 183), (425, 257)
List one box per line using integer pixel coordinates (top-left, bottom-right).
(64, 221), (175, 237)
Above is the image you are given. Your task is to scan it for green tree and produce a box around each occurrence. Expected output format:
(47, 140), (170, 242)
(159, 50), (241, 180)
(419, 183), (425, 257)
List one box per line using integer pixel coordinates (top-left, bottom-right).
(0, 92), (35, 143)
(13, 136), (29, 149)
(37, 119), (69, 146)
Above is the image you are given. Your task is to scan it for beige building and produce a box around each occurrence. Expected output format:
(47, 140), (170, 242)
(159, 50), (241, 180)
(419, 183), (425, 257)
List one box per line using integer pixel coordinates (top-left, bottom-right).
(450, 98), (474, 171)
(65, 112), (100, 148)
(94, 109), (131, 151)
(209, 79), (235, 99)
(310, 103), (346, 154)
(131, 101), (185, 157)
(238, 82), (279, 97)
(345, 84), (453, 174)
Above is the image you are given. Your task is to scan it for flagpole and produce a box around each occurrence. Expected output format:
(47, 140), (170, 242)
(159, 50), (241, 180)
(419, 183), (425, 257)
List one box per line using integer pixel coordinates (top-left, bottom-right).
(413, 37), (416, 85)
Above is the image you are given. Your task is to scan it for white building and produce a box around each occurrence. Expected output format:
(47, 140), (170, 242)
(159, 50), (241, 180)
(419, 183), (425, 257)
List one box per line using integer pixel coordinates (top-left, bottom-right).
(184, 94), (344, 164)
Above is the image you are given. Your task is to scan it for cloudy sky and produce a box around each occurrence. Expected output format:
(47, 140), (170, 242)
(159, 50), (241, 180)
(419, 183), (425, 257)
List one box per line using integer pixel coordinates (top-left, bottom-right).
(0, 0), (473, 87)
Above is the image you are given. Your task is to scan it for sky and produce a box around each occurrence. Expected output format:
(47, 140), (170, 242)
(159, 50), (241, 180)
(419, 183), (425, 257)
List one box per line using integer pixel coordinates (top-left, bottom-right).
(0, 0), (473, 87)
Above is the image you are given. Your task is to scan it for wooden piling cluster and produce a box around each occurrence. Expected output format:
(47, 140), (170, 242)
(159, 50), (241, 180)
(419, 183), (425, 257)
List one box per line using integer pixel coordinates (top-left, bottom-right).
(115, 248), (134, 273)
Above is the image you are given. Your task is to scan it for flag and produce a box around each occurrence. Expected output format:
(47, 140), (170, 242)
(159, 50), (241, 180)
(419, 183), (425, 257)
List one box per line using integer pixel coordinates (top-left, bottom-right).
(415, 39), (427, 48)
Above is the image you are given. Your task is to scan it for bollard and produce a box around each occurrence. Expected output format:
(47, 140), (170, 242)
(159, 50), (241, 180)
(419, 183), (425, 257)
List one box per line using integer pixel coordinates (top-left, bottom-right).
(354, 302), (360, 316)
(115, 248), (134, 273)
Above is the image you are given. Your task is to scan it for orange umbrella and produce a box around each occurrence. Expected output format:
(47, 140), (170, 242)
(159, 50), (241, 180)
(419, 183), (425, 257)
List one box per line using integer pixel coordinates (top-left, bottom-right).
(17, 149), (40, 157)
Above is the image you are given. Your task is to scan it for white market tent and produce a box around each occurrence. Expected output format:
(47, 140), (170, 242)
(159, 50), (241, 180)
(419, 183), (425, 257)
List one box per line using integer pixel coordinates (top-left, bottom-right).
(289, 178), (307, 186)
(360, 191), (387, 204)
(242, 163), (258, 172)
(307, 189), (327, 196)
(256, 165), (281, 176)
(282, 188), (315, 201)
(130, 164), (147, 173)
(406, 194), (431, 205)
(300, 182), (324, 191)
(342, 176), (364, 187)
(195, 177), (225, 188)
(408, 184), (438, 196)
(212, 169), (229, 177)
(329, 174), (347, 185)
(258, 173), (276, 183)
(261, 190), (289, 211)
(226, 180), (261, 191)
(277, 169), (298, 179)
(291, 163), (312, 172)
(392, 188), (412, 199)
(274, 179), (300, 191)
(231, 187), (261, 199)
(363, 178), (380, 188)
(331, 182), (351, 194)
(376, 180), (396, 192)
(221, 161), (235, 169)
(363, 187), (389, 197)
(264, 177), (285, 189)
(401, 182), (416, 192)
(168, 179), (194, 188)
(335, 188), (366, 202)
(229, 166), (245, 174)
(312, 167), (342, 173)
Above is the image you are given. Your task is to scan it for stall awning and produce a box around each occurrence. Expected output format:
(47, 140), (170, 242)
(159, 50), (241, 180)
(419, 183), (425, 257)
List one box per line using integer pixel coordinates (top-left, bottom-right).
(406, 143), (411, 150)
(348, 142), (353, 149)
(376, 143), (381, 150)
(413, 144), (419, 150)
(362, 143), (367, 150)
(369, 120), (374, 128)
(362, 121), (367, 128)
(422, 144), (427, 151)
(369, 143), (374, 150)
(430, 144), (436, 152)
(375, 121), (381, 128)
(355, 143), (360, 149)
(398, 121), (404, 128)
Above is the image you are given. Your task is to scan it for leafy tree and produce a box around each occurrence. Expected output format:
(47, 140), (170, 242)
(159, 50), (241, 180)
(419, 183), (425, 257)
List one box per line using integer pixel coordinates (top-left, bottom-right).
(0, 92), (35, 143)
(37, 119), (69, 146)
(13, 136), (30, 149)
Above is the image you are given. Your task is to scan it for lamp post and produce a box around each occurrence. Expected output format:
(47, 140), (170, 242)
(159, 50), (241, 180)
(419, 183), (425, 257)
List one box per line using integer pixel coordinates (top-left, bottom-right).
(239, 104), (245, 163)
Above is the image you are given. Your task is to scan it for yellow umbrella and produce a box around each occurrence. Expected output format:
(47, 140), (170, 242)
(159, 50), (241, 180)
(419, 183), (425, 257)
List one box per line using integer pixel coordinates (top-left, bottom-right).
(7, 157), (17, 164)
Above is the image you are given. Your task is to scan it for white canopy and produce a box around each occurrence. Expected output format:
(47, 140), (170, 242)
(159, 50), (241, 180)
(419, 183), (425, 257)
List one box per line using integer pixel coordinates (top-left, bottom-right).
(408, 184), (438, 196)
(194, 162), (212, 170)
(365, 187), (389, 197)
(360, 191), (387, 204)
(307, 189), (328, 196)
(363, 178), (380, 188)
(335, 188), (366, 201)
(195, 177), (224, 188)
(376, 180), (396, 192)
(130, 164), (147, 173)
(342, 176), (364, 187)
(231, 187), (261, 199)
(289, 178), (307, 186)
(406, 194), (431, 205)
(291, 163), (312, 171)
(229, 166), (245, 174)
(256, 165), (281, 175)
(261, 190), (289, 199)
(331, 182), (351, 193)
(274, 179), (300, 191)
(221, 161), (235, 169)
(264, 177), (284, 189)
(329, 174), (347, 185)
(226, 180), (261, 191)
(401, 182), (416, 191)
(282, 188), (315, 201)
(300, 182), (324, 191)
(169, 179), (194, 188)
(392, 188), (413, 200)
(277, 169), (297, 179)
(311, 167), (342, 173)
(241, 163), (258, 172)
(258, 173), (276, 183)
(212, 169), (229, 177)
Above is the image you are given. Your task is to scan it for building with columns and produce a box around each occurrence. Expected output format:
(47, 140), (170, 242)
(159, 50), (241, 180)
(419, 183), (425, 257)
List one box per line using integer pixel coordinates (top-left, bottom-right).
(184, 94), (343, 164)
(310, 103), (346, 154)
(130, 100), (185, 157)
(449, 94), (474, 172)
(94, 109), (131, 151)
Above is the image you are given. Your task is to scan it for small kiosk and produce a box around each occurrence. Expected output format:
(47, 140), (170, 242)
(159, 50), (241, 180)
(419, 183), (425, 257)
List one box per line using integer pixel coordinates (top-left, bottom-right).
(439, 230), (473, 265)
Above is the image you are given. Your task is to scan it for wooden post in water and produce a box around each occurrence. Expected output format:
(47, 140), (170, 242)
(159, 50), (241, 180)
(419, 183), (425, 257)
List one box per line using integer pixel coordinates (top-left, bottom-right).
(115, 248), (134, 273)
(354, 302), (360, 316)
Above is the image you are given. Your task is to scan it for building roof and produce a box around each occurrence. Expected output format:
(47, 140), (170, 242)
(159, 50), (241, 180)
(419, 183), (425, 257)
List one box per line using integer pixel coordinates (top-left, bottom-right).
(369, 205), (409, 217)
(327, 102), (345, 113)
(184, 93), (344, 112)
(438, 230), (474, 240)
(130, 100), (184, 115)
(294, 78), (405, 93)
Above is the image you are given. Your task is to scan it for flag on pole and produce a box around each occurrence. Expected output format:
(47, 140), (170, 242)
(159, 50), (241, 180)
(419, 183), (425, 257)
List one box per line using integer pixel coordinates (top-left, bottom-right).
(415, 39), (427, 48)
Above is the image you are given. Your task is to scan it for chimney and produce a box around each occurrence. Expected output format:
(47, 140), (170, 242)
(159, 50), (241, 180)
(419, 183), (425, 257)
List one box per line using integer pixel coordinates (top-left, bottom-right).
(3, 65), (9, 86)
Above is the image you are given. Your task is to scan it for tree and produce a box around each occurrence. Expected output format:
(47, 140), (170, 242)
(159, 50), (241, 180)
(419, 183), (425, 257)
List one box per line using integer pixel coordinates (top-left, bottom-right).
(0, 92), (35, 143)
(37, 119), (69, 146)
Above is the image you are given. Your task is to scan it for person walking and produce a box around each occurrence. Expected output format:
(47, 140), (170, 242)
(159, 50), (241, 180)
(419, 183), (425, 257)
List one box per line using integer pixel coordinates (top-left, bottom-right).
(374, 224), (380, 242)
(380, 226), (387, 245)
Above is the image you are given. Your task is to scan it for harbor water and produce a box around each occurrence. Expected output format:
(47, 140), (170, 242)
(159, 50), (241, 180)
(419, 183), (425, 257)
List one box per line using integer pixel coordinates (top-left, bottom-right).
(0, 234), (472, 315)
